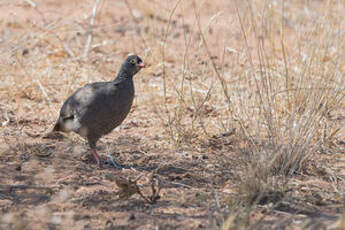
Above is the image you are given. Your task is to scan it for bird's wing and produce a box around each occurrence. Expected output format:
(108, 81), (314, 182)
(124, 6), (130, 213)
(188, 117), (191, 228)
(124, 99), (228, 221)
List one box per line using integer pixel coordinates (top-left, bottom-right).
(65, 82), (120, 117)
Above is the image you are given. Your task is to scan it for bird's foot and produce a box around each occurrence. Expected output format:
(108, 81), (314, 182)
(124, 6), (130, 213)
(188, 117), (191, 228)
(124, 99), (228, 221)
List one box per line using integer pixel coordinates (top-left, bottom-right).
(81, 150), (103, 169)
(91, 149), (103, 169)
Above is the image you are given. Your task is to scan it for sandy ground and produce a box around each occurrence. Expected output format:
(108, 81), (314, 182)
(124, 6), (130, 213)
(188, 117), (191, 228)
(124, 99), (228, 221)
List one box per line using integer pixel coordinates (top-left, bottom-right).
(0, 0), (345, 229)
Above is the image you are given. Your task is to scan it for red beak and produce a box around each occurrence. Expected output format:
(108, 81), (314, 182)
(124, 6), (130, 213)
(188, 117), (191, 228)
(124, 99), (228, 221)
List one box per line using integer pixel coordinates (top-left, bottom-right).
(139, 62), (145, 68)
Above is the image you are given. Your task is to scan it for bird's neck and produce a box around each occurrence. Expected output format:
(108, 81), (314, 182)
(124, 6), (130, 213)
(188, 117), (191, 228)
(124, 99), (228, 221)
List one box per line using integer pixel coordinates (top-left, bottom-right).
(114, 68), (133, 82)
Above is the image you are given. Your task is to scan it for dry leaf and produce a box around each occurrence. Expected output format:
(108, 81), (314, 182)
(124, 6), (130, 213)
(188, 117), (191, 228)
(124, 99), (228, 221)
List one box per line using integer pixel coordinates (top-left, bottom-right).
(115, 176), (139, 200)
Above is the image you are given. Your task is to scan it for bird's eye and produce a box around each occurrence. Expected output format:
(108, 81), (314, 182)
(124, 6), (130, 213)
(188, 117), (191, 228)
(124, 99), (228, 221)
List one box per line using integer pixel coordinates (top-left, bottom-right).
(130, 59), (136, 64)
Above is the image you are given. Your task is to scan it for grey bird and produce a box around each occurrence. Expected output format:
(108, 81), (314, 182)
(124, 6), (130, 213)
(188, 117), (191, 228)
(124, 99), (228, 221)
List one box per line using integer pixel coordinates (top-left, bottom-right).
(53, 55), (145, 168)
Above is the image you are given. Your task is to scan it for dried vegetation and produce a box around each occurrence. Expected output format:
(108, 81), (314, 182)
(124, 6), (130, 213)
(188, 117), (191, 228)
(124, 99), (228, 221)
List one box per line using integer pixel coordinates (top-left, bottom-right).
(0, 0), (345, 229)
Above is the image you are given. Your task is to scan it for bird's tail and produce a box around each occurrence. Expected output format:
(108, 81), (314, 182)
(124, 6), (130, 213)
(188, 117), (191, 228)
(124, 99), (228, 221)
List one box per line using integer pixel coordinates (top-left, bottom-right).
(53, 120), (61, 132)
(42, 119), (64, 139)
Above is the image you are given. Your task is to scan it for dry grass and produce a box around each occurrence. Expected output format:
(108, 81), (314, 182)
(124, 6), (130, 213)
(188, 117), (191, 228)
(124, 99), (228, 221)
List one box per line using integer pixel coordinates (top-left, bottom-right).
(0, 0), (345, 229)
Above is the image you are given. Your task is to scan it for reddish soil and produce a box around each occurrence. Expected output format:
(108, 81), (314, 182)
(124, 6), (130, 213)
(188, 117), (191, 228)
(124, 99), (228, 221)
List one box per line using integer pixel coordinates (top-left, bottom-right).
(0, 1), (345, 229)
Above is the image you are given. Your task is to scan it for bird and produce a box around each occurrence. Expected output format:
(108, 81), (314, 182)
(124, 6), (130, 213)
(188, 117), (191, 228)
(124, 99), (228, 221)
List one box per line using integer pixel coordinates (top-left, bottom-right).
(52, 55), (145, 168)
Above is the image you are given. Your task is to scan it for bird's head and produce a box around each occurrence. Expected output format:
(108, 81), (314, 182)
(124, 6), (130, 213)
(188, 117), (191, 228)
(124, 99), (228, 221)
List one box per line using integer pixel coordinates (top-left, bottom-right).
(121, 55), (145, 76)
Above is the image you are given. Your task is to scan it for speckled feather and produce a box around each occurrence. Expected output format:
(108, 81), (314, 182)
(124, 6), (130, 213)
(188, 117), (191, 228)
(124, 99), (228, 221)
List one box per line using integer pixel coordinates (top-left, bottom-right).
(53, 55), (143, 150)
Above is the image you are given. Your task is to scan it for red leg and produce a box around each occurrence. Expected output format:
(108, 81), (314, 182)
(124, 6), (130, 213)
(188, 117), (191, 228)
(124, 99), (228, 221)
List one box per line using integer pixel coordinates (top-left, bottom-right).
(91, 148), (102, 168)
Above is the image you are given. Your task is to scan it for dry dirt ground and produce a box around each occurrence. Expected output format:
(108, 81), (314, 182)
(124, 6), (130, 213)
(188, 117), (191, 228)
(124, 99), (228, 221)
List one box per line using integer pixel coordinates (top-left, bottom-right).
(0, 0), (345, 229)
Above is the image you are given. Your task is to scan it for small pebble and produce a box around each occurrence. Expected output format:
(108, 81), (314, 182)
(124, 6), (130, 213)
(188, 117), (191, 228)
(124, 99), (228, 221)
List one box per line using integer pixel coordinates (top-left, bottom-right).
(201, 155), (209, 160)
(128, 213), (135, 221)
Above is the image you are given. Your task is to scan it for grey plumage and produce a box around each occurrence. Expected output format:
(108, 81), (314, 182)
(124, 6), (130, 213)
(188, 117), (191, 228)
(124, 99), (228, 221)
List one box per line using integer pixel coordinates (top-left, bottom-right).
(53, 55), (145, 167)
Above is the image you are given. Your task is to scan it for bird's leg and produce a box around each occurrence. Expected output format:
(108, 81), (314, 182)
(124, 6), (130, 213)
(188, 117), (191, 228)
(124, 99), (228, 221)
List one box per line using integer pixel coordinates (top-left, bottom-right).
(91, 148), (102, 168)
(88, 141), (102, 168)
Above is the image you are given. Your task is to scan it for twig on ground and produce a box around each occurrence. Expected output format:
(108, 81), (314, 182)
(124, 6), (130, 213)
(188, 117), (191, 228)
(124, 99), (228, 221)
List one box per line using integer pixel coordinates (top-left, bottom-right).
(83, 0), (100, 59)
(1, 110), (10, 127)
(123, 0), (148, 48)
(107, 153), (123, 169)
(0, 184), (53, 193)
(161, 0), (183, 143)
(36, 79), (53, 108)
(115, 170), (161, 204)
(24, 0), (36, 8)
